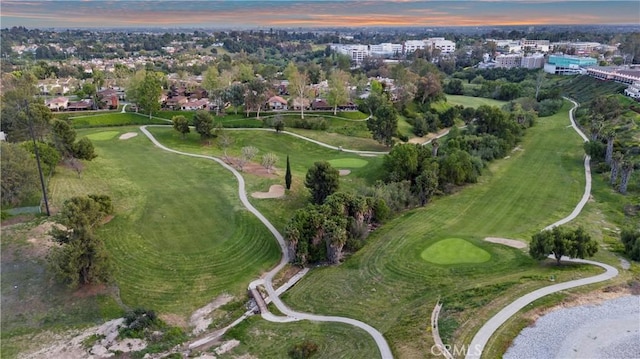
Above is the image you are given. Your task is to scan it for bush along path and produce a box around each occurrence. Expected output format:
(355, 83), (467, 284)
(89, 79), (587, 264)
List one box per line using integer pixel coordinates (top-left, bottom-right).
(464, 98), (619, 359)
(139, 125), (394, 359)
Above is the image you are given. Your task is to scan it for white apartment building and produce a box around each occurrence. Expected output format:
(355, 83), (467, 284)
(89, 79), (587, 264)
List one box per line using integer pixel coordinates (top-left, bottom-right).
(331, 37), (456, 63)
(428, 38), (456, 54)
(369, 42), (403, 56)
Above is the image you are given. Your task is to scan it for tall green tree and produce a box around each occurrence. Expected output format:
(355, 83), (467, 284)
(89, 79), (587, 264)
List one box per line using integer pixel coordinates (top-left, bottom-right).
(49, 195), (113, 287)
(326, 70), (350, 115)
(0, 142), (40, 206)
(73, 137), (97, 161)
(51, 119), (76, 158)
(304, 161), (340, 204)
(202, 65), (224, 115)
(127, 70), (163, 118)
(193, 110), (214, 142)
(245, 79), (268, 119)
(367, 102), (398, 147)
(21, 141), (61, 176)
(172, 115), (190, 139)
(287, 63), (309, 120)
(285, 155), (292, 190)
(1, 75), (53, 142)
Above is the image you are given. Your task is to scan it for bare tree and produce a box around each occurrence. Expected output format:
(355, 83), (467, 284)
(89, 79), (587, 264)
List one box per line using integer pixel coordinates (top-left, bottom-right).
(261, 153), (279, 173)
(237, 146), (258, 171)
(217, 132), (234, 163)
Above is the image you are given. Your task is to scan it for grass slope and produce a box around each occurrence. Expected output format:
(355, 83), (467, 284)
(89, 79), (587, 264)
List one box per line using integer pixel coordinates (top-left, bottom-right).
(69, 113), (167, 128)
(444, 95), (507, 109)
(274, 101), (597, 357)
(48, 127), (280, 317)
(559, 75), (626, 104)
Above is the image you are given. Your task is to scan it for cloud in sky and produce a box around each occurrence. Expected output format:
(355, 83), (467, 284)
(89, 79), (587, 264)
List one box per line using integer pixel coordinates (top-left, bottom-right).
(1, 1), (638, 28)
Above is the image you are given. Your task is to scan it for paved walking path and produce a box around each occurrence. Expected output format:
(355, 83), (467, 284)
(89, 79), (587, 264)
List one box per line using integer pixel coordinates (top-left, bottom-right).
(139, 125), (393, 359)
(465, 98), (619, 359)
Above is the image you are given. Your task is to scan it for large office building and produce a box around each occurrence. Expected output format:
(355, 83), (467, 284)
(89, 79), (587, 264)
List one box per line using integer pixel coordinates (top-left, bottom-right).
(495, 54), (523, 69)
(544, 55), (597, 75)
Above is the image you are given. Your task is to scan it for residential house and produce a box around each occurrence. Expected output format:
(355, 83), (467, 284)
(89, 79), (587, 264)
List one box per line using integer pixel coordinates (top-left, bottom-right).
(266, 96), (288, 110)
(45, 96), (69, 111)
(291, 97), (310, 110)
(67, 100), (93, 111)
(97, 89), (119, 109)
(311, 99), (332, 111)
(165, 96), (188, 110)
(181, 99), (210, 111)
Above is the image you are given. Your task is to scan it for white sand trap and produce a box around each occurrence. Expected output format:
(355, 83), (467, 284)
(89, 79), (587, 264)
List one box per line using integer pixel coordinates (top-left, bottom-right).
(251, 184), (285, 199)
(485, 237), (527, 249)
(119, 132), (138, 140)
(339, 169), (351, 176)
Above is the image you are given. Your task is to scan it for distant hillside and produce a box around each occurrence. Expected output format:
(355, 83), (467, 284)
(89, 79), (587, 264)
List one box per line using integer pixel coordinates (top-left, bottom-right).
(559, 75), (626, 104)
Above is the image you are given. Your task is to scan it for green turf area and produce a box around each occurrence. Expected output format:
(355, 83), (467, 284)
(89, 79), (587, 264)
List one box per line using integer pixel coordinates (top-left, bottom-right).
(327, 158), (369, 168)
(283, 128), (389, 152)
(145, 127), (384, 231)
(421, 238), (491, 264)
(220, 317), (378, 358)
(272, 101), (601, 357)
(69, 113), (167, 128)
(48, 127), (281, 317)
(444, 95), (507, 109)
(85, 130), (120, 141)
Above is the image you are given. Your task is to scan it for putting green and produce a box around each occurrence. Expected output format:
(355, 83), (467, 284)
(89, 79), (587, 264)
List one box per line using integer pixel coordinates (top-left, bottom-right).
(86, 131), (119, 141)
(327, 158), (368, 168)
(421, 238), (491, 264)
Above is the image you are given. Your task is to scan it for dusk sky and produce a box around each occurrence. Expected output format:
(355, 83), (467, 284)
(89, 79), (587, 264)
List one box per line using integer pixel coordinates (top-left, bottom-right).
(1, 1), (639, 29)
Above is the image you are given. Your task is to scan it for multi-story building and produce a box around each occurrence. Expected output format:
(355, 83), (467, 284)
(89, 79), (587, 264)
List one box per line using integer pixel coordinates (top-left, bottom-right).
(624, 81), (640, 99)
(495, 54), (523, 68)
(521, 53), (545, 69)
(587, 67), (640, 85)
(544, 54), (597, 75)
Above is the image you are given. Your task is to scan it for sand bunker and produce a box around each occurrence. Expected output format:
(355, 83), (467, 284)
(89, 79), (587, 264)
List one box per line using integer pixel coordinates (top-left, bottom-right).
(251, 184), (285, 199)
(339, 169), (351, 176)
(119, 132), (138, 140)
(484, 237), (527, 249)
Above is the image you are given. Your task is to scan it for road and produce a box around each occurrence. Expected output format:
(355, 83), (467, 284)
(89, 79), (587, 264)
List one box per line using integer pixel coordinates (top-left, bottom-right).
(465, 98), (619, 359)
(139, 125), (394, 359)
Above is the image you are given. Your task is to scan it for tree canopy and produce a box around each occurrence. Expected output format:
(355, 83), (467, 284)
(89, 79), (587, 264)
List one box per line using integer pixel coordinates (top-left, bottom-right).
(304, 161), (340, 205)
(529, 226), (598, 264)
(49, 195), (114, 287)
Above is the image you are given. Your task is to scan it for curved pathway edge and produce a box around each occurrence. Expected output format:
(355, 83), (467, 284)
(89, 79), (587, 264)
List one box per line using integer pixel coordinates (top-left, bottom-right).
(465, 98), (619, 359)
(138, 125), (393, 359)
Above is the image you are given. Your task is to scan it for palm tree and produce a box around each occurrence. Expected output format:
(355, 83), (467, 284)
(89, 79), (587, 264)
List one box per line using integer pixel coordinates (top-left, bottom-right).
(610, 151), (623, 186)
(619, 159), (635, 195)
(604, 128), (616, 165)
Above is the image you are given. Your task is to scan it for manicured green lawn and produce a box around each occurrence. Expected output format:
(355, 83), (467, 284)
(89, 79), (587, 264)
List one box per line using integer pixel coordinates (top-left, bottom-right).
(274, 101), (602, 357)
(221, 317), (378, 359)
(445, 95), (507, 109)
(69, 113), (167, 128)
(145, 127), (384, 231)
(327, 158), (369, 168)
(421, 238), (491, 264)
(85, 130), (120, 141)
(48, 126), (281, 317)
